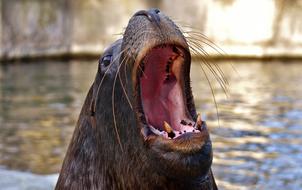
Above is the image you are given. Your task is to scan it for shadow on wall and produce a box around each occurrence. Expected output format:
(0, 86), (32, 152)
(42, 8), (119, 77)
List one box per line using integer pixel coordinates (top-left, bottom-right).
(1, 0), (302, 61)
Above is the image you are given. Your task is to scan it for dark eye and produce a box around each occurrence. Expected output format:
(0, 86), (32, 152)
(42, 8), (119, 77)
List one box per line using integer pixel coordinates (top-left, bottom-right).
(102, 55), (112, 67)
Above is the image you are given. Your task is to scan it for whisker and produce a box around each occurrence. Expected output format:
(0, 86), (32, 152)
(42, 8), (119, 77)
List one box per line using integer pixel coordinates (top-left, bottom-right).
(177, 21), (239, 77)
(92, 48), (128, 113)
(186, 31), (239, 77)
(122, 49), (133, 86)
(187, 37), (229, 86)
(185, 32), (225, 56)
(190, 42), (229, 98)
(118, 50), (134, 110)
(191, 50), (221, 128)
(112, 59), (125, 152)
(188, 31), (240, 77)
(109, 29), (155, 150)
(122, 29), (154, 81)
(188, 42), (229, 97)
(178, 24), (227, 55)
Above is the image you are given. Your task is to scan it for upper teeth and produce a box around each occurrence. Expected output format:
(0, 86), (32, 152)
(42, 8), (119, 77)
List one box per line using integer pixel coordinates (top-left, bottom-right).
(164, 58), (173, 81)
(163, 121), (173, 133)
(196, 114), (203, 130)
(163, 121), (176, 139)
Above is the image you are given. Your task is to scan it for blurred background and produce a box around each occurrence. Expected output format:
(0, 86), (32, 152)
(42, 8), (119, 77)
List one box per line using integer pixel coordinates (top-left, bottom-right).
(0, 0), (302, 189)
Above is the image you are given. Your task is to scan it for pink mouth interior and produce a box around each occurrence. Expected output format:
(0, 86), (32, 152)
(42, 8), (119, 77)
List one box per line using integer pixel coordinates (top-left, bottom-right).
(140, 46), (198, 138)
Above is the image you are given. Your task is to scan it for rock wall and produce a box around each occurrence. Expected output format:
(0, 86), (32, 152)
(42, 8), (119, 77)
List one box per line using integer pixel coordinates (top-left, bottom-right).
(1, 1), (72, 59)
(1, 0), (302, 61)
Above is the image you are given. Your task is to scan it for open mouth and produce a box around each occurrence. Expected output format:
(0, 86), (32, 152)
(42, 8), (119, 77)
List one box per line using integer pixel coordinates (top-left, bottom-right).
(137, 45), (205, 140)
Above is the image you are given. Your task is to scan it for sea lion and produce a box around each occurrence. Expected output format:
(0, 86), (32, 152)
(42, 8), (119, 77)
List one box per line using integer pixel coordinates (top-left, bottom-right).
(56, 9), (218, 190)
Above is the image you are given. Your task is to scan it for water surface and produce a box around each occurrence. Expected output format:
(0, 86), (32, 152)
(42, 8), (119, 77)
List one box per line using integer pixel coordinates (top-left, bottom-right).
(0, 60), (301, 189)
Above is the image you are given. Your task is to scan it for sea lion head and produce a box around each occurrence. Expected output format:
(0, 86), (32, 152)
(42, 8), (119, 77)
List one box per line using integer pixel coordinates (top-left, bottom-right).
(93, 8), (213, 186)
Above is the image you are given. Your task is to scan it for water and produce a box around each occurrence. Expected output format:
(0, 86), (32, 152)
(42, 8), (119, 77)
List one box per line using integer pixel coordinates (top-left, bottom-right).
(0, 60), (301, 189)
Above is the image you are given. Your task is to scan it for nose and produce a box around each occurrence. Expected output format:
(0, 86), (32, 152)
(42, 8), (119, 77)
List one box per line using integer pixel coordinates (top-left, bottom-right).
(134, 8), (161, 25)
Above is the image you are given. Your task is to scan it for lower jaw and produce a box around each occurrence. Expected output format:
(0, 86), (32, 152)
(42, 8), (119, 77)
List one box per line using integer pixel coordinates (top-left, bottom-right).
(146, 133), (213, 181)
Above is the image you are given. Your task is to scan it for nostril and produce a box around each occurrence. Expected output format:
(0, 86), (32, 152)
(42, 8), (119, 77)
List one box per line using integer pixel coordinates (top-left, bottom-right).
(153, 8), (160, 14)
(134, 9), (161, 25)
(134, 10), (150, 19)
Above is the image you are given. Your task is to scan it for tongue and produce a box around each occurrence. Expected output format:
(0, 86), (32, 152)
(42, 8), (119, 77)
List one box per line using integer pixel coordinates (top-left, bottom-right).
(140, 47), (192, 131)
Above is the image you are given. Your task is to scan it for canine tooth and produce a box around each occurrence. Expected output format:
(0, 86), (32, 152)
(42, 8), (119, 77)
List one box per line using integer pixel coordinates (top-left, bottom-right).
(196, 114), (202, 130)
(163, 121), (173, 133)
(197, 114), (202, 125)
(163, 121), (176, 139)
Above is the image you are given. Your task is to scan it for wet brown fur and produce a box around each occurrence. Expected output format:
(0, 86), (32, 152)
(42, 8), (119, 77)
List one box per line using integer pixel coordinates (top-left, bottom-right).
(56, 9), (218, 190)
